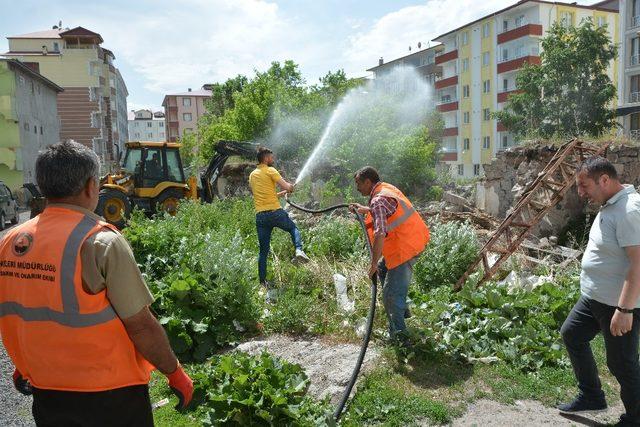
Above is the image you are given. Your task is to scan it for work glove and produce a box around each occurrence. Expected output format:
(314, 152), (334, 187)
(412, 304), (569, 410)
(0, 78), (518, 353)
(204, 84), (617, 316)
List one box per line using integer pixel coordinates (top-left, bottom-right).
(12, 369), (32, 395)
(166, 363), (193, 409)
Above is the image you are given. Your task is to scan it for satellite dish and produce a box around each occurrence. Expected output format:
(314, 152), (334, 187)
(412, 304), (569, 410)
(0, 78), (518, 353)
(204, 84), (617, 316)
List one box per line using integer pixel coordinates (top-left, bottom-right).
(418, 42), (422, 49)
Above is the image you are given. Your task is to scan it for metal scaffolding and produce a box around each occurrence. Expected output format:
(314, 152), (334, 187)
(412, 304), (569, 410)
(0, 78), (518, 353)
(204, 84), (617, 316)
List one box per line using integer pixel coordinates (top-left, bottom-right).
(455, 138), (609, 290)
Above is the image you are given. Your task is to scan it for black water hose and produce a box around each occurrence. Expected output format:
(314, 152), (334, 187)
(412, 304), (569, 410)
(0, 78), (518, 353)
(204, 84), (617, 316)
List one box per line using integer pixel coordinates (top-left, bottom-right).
(285, 195), (377, 421)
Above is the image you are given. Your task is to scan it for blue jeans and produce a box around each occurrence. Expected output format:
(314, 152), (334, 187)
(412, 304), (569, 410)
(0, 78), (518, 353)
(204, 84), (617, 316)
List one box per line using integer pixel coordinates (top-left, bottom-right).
(256, 209), (302, 283)
(378, 256), (417, 339)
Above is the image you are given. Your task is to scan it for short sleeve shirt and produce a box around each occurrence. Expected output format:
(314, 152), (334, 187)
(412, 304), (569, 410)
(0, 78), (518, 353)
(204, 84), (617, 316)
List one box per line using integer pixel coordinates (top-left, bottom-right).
(580, 185), (640, 307)
(248, 164), (283, 212)
(49, 204), (154, 319)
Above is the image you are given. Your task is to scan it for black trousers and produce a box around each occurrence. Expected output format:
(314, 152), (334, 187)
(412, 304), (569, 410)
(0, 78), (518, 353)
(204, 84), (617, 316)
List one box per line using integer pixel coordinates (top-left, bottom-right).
(561, 295), (640, 424)
(32, 384), (154, 427)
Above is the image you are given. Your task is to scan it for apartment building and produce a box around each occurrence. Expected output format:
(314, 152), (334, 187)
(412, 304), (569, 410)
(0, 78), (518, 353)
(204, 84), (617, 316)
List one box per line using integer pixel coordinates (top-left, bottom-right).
(367, 44), (443, 85)
(128, 109), (166, 142)
(617, 0), (640, 138)
(162, 87), (212, 142)
(368, 0), (619, 178)
(432, 0), (618, 178)
(0, 59), (62, 190)
(4, 26), (129, 167)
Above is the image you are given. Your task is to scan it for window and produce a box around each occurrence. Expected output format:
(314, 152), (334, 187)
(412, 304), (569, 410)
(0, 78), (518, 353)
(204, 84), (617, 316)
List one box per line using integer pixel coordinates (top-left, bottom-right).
(631, 75), (640, 102)
(632, 37), (640, 65)
(462, 58), (469, 71)
(461, 31), (468, 46)
(463, 111), (470, 124)
(503, 79), (509, 92)
(474, 164), (481, 176)
(135, 122), (139, 127)
(502, 135), (509, 148)
(483, 80), (491, 93)
(482, 51), (490, 66)
(482, 23), (490, 38)
(33, 125), (37, 133)
(159, 122), (164, 127)
(463, 138), (470, 150)
(458, 164), (464, 175)
(147, 122), (152, 128)
(166, 148), (185, 182)
(515, 15), (525, 28)
(463, 85), (470, 98)
(182, 97), (191, 107)
(483, 136), (491, 149)
(597, 16), (606, 28)
(502, 48), (509, 62)
(502, 20), (509, 32)
(135, 132), (140, 138)
(147, 132), (153, 138)
(53, 42), (59, 52)
(483, 108), (491, 121)
(40, 126), (43, 135)
(560, 11), (574, 28)
(183, 113), (192, 121)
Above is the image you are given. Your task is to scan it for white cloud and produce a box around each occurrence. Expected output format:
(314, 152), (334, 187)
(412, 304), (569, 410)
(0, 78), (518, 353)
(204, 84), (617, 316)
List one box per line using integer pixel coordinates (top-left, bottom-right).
(342, 0), (595, 77)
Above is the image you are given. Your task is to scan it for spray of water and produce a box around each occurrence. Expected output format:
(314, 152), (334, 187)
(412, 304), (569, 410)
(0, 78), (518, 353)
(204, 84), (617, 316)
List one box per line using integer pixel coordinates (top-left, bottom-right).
(295, 101), (347, 184)
(291, 66), (435, 184)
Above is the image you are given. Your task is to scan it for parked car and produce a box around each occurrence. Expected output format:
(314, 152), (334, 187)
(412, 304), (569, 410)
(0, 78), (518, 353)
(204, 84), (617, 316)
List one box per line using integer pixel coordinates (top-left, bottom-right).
(0, 181), (19, 230)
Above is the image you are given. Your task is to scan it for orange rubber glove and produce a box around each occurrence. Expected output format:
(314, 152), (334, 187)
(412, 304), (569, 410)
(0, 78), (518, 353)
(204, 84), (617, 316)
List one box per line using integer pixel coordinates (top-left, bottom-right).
(166, 363), (193, 409)
(12, 369), (32, 395)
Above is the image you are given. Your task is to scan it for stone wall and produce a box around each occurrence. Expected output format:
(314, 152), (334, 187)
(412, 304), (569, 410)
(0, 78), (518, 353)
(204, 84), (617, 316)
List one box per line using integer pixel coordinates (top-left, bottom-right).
(476, 144), (640, 236)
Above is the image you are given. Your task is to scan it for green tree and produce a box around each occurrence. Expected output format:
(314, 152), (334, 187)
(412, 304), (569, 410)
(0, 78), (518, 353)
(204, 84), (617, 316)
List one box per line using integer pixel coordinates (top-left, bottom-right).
(204, 74), (248, 118)
(494, 19), (617, 138)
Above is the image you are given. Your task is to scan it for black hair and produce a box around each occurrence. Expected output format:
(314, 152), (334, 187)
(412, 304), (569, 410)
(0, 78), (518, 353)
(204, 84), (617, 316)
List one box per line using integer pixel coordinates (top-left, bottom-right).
(257, 146), (273, 163)
(354, 166), (380, 184)
(579, 156), (618, 181)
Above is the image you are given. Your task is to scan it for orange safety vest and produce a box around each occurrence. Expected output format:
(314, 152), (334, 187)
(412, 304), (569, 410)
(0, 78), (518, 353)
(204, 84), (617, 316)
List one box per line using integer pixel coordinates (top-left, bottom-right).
(0, 206), (154, 392)
(365, 182), (430, 269)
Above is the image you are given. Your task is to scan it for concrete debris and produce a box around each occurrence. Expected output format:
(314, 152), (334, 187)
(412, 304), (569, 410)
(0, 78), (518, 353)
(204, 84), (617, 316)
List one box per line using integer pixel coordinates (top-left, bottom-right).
(235, 335), (379, 404)
(333, 273), (355, 313)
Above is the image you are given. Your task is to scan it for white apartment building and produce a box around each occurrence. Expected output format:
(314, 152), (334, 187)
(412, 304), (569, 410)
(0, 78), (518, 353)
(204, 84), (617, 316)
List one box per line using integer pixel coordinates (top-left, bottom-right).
(128, 109), (166, 142)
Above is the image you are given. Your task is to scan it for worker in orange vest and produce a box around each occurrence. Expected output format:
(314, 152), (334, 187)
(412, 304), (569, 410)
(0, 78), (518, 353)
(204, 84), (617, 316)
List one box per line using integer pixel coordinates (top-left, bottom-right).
(0, 140), (193, 426)
(350, 166), (430, 344)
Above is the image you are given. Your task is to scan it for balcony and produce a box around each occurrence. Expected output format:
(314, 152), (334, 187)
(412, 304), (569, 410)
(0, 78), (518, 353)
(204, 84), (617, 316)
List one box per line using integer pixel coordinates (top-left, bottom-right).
(435, 49), (458, 65)
(497, 88), (520, 103)
(497, 23), (542, 44)
(630, 92), (640, 103)
(443, 127), (459, 136)
(441, 152), (458, 161)
(497, 122), (508, 132)
(631, 55), (640, 67)
(498, 55), (540, 74)
(436, 99), (459, 112)
(435, 75), (458, 90)
(632, 16), (640, 29)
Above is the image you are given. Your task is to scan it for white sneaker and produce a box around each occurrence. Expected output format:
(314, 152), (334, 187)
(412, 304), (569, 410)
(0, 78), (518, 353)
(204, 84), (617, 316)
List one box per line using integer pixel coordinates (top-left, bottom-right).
(294, 249), (310, 263)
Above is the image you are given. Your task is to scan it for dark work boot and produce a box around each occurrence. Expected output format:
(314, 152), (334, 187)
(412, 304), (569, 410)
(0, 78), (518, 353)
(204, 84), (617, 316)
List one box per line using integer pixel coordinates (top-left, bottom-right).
(558, 396), (607, 414)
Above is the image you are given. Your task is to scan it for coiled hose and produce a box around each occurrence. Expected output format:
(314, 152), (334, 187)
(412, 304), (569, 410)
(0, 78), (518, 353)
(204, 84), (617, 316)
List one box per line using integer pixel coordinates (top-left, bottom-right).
(285, 195), (377, 421)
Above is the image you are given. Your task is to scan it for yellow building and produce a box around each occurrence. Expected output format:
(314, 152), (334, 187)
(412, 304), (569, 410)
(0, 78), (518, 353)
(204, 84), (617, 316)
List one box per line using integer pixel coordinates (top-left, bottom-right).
(431, 0), (619, 178)
(4, 26), (129, 166)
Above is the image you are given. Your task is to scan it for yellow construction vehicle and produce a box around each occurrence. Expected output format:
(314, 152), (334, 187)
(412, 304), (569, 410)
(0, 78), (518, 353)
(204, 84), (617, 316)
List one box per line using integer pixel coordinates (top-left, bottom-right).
(95, 140), (257, 228)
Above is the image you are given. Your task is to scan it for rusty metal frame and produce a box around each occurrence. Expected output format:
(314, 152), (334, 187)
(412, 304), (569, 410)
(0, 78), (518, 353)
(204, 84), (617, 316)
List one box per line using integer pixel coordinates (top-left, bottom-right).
(455, 138), (609, 290)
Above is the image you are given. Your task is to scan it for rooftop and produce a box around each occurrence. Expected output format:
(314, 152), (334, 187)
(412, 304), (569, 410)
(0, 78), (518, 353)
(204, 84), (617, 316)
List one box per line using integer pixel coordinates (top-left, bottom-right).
(0, 58), (64, 92)
(8, 26), (104, 44)
(367, 43), (443, 72)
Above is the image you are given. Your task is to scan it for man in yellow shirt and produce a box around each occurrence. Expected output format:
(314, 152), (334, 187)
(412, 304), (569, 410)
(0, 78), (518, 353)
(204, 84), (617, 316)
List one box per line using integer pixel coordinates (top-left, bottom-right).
(248, 147), (309, 287)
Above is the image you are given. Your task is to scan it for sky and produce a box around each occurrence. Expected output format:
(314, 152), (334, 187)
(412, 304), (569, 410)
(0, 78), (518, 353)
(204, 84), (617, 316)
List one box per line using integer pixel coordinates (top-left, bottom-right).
(0, 0), (596, 112)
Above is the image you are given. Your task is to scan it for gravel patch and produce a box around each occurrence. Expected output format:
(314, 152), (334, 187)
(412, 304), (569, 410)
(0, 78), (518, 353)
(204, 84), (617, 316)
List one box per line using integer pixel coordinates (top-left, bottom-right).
(235, 334), (379, 404)
(0, 343), (34, 426)
(451, 399), (624, 426)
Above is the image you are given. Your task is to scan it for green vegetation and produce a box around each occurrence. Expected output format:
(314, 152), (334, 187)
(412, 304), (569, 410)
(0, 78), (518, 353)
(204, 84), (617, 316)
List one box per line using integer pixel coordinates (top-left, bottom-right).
(190, 352), (333, 426)
(131, 198), (618, 426)
(495, 19), (617, 138)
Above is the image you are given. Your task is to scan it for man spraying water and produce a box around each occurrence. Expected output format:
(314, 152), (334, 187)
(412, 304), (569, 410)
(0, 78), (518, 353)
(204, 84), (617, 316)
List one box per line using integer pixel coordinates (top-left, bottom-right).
(248, 147), (310, 292)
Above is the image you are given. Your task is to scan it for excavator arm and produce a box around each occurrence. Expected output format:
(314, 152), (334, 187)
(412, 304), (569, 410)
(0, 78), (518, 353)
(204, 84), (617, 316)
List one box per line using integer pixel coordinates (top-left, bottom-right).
(200, 140), (258, 202)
